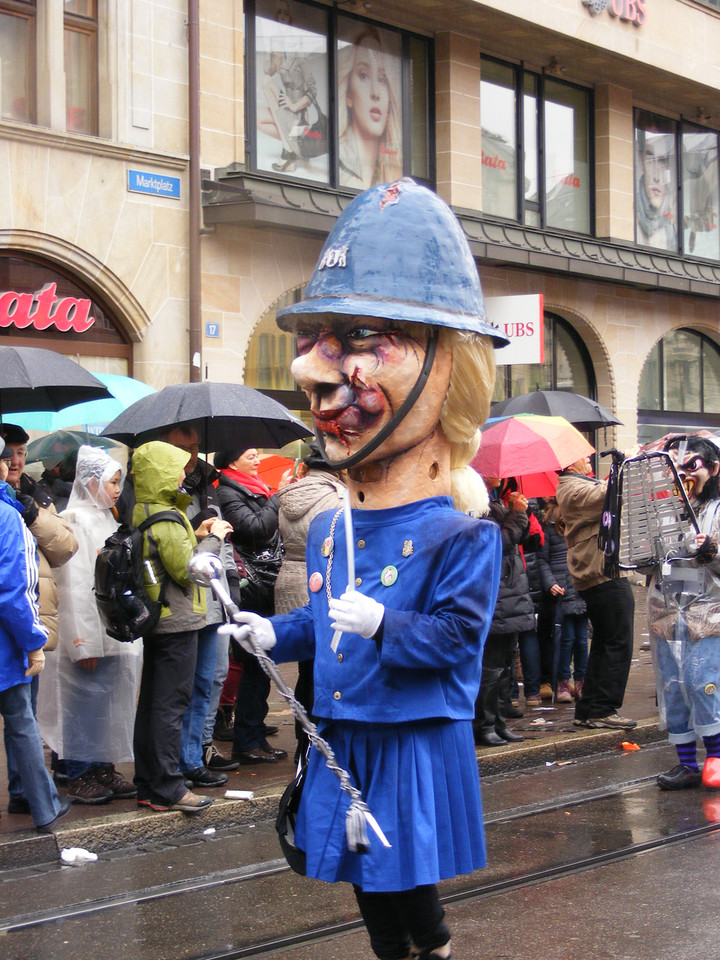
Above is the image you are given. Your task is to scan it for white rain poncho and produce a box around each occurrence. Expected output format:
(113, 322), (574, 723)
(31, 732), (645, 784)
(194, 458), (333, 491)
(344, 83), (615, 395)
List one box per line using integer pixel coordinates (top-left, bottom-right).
(37, 446), (143, 764)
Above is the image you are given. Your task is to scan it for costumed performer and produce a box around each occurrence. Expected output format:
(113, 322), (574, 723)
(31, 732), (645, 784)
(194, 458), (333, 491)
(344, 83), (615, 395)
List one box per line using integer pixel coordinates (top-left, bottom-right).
(223, 178), (508, 960)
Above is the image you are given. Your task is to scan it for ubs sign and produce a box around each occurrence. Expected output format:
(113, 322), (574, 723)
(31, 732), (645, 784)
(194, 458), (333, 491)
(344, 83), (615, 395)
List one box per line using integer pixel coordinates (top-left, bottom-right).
(582, 0), (646, 25)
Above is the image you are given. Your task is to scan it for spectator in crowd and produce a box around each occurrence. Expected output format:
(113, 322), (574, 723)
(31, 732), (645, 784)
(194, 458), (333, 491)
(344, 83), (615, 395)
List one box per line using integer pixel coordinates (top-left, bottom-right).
(131, 440), (232, 814)
(160, 425), (240, 784)
(517, 499), (546, 708)
(37, 447), (139, 804)
(0, 436), (71, 832)
(36, 449), (77, 513)
(215, 447), (288, 765)
(539, 497), (588, 703)
(274, 442), (345, 760)
(555, 455), (636, 730)
(474, 476), (534, 746)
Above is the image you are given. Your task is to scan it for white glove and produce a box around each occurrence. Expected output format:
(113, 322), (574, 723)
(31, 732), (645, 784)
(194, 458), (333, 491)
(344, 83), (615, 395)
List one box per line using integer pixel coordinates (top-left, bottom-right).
(25, 648), (45, 677)
(218, 611), (276, 655)
(329, 591), (385, 639)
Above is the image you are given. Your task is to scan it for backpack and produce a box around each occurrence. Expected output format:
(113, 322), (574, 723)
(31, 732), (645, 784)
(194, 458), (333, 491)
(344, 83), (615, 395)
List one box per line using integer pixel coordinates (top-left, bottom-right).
(95, 510), (187, 642)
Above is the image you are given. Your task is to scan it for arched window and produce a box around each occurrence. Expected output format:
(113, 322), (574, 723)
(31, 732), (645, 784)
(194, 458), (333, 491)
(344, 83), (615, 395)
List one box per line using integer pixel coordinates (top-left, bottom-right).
(492, 312), (595, 402)
(638, 328), (720, 445)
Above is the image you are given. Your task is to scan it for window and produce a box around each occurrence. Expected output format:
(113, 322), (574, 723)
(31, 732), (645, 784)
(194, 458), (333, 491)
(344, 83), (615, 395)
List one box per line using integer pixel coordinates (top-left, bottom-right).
(634, 109), (720, 259)
(249, 0), (433, 190)
(64, 0), (98, 135)
(0, 1), (36, 123)
(638, 328), (720, 445)
(480, 57), (592, 234)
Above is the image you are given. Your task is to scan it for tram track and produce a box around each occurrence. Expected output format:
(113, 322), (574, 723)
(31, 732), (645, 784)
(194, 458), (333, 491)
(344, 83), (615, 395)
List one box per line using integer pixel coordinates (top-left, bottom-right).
(3, 762), (719, 960)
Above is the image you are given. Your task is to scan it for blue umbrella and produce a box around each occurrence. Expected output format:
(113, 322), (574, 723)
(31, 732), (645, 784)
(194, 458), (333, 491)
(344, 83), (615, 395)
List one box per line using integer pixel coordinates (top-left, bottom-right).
(11, 373), (156, 433)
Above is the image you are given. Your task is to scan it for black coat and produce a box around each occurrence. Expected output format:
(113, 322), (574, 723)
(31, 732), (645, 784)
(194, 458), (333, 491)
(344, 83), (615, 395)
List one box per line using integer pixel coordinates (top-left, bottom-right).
(215, 473), (280, 553)
(486, 498), (535, 637)
(537, 522), (586, 617)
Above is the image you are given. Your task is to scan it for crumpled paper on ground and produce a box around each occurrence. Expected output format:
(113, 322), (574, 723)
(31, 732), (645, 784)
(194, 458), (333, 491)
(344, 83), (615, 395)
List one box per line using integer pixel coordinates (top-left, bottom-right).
(61, 847), (98, 865)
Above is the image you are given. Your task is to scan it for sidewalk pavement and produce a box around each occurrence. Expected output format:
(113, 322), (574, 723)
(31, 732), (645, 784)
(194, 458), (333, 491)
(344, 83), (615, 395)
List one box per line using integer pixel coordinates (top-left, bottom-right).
(0, 583), (665, 868)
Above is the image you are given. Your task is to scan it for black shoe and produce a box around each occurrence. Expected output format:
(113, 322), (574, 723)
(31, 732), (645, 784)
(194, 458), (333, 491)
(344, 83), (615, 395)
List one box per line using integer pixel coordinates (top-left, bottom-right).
(496, 726), (524, 743)
(203, 743), (239, 771)
(232, 747), (282, 764)
(263, 725), (279, 737)
(184, 767), (228, 787)
(657, 763), (702, 790)
(8, 796), (31, 815)
(505, 704), (524, 719)
(475, 731), (507, 747)
(213, 707), (235, 742)
(259, 739), (287, 760)
(36, 798), (71, 834)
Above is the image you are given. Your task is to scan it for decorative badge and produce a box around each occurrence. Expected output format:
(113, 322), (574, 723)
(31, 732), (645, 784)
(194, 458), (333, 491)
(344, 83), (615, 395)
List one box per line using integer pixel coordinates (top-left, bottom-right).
(309, 572), (323, 593)
(318, 245), (348, 271)
(379, 182), (401, 210)
(321, 536), (333, 557)
(402, 540), (413, 557)
(380, 565), (398, 587)
(705, 683), (716, 696)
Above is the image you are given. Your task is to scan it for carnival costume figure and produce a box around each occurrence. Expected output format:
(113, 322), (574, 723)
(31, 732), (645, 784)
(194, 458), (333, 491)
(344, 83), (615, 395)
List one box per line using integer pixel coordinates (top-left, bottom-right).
(224, 179), (507, 960)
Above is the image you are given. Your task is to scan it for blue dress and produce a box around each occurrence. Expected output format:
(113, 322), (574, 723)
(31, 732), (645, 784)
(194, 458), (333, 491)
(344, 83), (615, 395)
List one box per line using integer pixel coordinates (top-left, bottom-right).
(271, 496), (502, 892)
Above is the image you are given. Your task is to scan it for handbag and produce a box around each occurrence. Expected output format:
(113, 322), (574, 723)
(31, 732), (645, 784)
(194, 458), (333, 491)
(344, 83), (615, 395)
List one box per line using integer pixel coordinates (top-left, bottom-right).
(275, 758), (307, 875)
(232, 531), (284, 614)
(295, 94), (328, 160)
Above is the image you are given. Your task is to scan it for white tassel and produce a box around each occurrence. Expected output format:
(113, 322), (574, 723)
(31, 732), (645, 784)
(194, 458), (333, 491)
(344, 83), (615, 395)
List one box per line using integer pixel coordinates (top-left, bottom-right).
(346, 801), (370, 853)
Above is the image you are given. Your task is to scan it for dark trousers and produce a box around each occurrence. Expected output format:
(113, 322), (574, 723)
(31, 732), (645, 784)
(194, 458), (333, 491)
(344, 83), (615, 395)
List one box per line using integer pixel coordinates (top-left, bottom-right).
(475, 632), (517, 737)
(353, 884), (450, 960)
(133, 629), (198, 804)
(575, 578), (634, 721)
(232, 646), (271, 753)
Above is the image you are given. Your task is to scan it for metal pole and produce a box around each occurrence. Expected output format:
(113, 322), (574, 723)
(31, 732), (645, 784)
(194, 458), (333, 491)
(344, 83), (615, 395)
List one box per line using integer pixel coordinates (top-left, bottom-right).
(188, 0), (202, 382)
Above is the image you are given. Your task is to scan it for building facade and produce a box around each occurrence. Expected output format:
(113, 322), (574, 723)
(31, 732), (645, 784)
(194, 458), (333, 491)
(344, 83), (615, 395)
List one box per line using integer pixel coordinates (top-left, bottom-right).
(3, 0), (720, 449)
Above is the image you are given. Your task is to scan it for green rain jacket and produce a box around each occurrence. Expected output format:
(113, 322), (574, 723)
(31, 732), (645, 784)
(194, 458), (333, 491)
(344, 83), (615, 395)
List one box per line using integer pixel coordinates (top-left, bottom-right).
(132, 441), (221, 635)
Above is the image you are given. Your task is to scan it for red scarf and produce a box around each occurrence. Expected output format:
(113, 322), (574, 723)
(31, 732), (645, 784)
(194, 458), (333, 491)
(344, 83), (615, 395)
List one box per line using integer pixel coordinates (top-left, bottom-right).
(220, 467), (270, 499)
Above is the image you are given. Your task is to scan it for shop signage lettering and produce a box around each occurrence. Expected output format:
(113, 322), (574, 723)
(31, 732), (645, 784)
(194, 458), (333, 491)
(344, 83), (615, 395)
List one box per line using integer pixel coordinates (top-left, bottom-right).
(581, 0), (646, 25)
(560, 174), (581, 188)
(0, 283), (96, 333)
(487, 295), (544, 366)
(127, 169), (181, 199)
(482, 151), (507, 171)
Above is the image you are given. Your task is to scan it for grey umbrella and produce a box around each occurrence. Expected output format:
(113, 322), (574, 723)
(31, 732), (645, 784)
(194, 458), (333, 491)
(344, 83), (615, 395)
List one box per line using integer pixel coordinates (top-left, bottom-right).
(490, 389), (622, 431)
(101, 381), (311, 451)
(0, 346), (112, 415)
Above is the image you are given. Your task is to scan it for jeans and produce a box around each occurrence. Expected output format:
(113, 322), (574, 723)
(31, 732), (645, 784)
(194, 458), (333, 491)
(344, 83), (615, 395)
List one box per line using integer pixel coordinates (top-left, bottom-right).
(133, 630), (198, 805)
(576, 578), (634, 721)
(654, 630), (720, 741)
(353, 884), (450, 960)
(518, 629), (541, 698)
(181, 623), (220, 772)
(6, 673), (38, 800)
(1, 681), (61, 827)
(201, 628), (230, 747)
(558, 614), (589, 682)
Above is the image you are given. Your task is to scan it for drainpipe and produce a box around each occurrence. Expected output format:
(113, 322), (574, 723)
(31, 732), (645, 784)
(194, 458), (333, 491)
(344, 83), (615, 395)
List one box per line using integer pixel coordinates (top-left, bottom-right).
(188, 0), (202, 382)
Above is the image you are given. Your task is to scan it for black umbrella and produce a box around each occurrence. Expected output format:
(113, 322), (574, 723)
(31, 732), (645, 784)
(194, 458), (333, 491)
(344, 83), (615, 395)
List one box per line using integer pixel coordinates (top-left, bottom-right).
(490, 390), (622, 431)
(25, 429), (123, 467)
(0, 346), (112, 415)
(101, 381), (311, 450)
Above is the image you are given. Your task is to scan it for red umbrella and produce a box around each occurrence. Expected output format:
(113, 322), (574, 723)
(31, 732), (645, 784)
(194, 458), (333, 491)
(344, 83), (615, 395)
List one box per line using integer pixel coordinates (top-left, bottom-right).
(472, 415), (595, 480)
(258, 454), (295, 492)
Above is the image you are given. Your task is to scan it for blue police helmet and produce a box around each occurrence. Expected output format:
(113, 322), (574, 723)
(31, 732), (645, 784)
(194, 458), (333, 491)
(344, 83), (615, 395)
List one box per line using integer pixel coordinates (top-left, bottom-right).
(276, 178), (508, 347)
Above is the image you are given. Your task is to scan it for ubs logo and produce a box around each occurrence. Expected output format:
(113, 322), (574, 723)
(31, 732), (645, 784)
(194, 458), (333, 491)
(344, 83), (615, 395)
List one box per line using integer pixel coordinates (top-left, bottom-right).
(582, 0), (646, 25)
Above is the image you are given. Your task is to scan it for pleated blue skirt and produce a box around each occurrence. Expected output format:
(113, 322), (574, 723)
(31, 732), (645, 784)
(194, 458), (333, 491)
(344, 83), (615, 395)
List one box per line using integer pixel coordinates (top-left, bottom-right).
(294, 718), (486, 892)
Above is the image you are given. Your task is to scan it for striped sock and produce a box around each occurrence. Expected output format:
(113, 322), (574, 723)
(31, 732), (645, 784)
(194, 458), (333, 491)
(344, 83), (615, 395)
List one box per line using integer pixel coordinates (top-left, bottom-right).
(676, 741), (699, 771)
(702, 732), (720, 759)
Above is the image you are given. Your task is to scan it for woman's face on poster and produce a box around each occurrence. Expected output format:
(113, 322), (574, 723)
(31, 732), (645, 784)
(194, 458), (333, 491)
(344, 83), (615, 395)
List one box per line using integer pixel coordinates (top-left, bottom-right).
(290, 316), (451, 466)
(641, 135), (671, 210)
(347, 37), (390, 141)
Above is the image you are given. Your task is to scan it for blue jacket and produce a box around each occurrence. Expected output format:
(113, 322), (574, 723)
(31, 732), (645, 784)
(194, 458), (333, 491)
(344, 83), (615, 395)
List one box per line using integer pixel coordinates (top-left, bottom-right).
(271, 497), (502, 723)
(0, 498), (48, 692)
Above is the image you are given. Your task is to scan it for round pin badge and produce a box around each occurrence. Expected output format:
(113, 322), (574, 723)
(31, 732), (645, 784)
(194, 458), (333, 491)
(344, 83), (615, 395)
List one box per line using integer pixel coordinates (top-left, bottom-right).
(705, 683), (716, 696)
(309, 571), (324, 593)
(321, 537), (333, 558)
(380, 565), (398, 587)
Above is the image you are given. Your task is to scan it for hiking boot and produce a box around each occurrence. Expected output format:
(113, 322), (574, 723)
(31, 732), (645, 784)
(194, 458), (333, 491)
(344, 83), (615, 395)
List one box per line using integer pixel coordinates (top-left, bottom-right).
(539, 682), (553, 701)
(94, 764), (137, 799)
(169, 791), (213, 814)
(204, 742), (239, 771)
(213, 706), (234, 742)
(586, 712), (637, 730)
(66, 771), (113, 805)
(555, 680), (573, 703)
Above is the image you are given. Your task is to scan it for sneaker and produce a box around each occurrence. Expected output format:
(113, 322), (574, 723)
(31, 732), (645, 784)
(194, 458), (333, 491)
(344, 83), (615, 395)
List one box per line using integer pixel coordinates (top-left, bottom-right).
(555, 680), (573, 703)
(586, 712), (637, 730)
(204, 742), (239, 771)
(94, 764), (137, 799)
(525, 694), (542, 707)
(66, 771), (113, 805)
(539, 682), (553, 701)
(169, 790), (213, 814)
(184, 766), (228, 787)
(573, 717), (590, 727)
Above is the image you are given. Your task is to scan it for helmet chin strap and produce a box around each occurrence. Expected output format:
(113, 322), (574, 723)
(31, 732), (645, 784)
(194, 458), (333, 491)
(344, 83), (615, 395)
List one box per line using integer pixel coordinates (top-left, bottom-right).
(313, 327), (439, 472)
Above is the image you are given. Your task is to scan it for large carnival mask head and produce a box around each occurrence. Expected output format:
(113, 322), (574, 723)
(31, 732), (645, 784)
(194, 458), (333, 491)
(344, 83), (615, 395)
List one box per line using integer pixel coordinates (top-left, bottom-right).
(666, 435), (720, 503)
